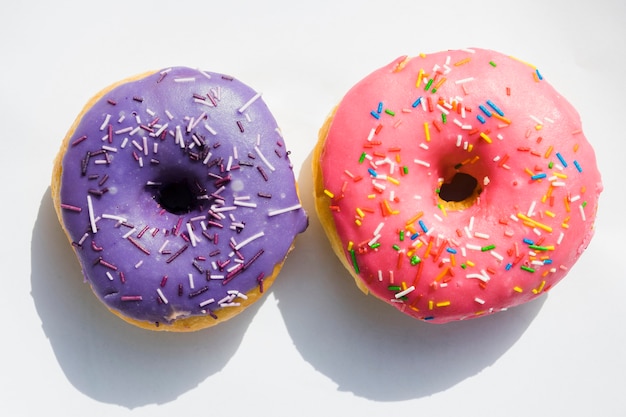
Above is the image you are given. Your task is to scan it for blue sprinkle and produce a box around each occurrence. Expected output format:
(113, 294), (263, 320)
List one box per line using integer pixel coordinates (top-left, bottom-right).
(531, 172), (547, 180)
(370, 111), (380, 120)
(446, 247), (457, 254)
(367, 168), (377, 177)
(536, 69), (543, 80)
(412, 96), (423, 108)
(574, 160), (583, 173)
(479, 104), (493, 117)
(543, 259), (553, 265)
(477, 114), (486, 124)
(556, 152), (568, 168)
(423, 316), (435, 321)
(523, 238), (535, 245)
(418, 220), (428, 233)
(377, 102), (383, 113)
(486, 100), (505, 117)
(505, 263), (513, 271)
(410, 233), (420, 240)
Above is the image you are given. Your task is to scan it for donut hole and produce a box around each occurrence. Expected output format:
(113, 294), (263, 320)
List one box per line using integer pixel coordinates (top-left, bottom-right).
(438, 172), (481, 210)
(154, 179), (200, 215)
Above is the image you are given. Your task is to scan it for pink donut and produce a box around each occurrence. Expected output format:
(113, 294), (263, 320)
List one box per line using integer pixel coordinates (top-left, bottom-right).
(314, 48), (602, 323)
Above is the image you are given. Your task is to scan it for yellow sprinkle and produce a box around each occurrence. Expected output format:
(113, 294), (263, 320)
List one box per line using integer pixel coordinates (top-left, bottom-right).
(554, 172), (568, 179)
(387, 176), (400, 185)
(480, 132), (492, 143)
(544, 145), (553, 158)
(424, 122), (431, 142)
(541, 195), (547, 203)
(535, 124), (542, 130)
(561, 222), (570, 229)
(436, 301), (451, 307)
(516, 213), (553, 232)
(533, 280), (546, 294)
(355, 219), (362, 226)
(509, 55), (537, 70)
(524, 168), (535, 176)
(367, 194), (376, 199)
(467, 143), (474, 152)
(466, 260), (475, 267)
(323, 189), (335, 198)
(356, 208), (365, 218)
(493, 113), (512, 124)
(428, 300), (434, 310)
(439, 204), (448, 217)
(513, 286), (523, 293)
(545, 210), (556, 218)
(416, 69), (424, 88)
(347, 241), (354, 251)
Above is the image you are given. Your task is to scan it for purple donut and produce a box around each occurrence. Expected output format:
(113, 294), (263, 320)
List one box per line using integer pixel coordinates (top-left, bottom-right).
(52, 67), (308, 331)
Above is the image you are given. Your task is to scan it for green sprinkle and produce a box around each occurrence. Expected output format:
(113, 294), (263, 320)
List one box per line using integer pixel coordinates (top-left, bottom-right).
(388, 285), (402, 291)
(358, 152), (366, 164)
(392, 244), (401, 251)
(521, 265), (535, 273)
(370, 242), (381, 249)
(431, 88), (437, 94)
(481, 244), (496, 252)
(461, 263), (467, 269)
(410, 255), (421, 265)
(582, 201), (587, 208)
(399, 230), (405, 241)
(403, 166), (409, 175)
(424, 78), (434, 91)
(441, 113), (447, 124)
(489, 61), (497, 67)
(384, 109), (395, 116)
(548, 161), (554, 169)
(528, 244), (549, 251)
(350, 249), (359, 273)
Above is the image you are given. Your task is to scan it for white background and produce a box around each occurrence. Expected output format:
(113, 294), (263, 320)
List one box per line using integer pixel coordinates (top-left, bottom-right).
(2, 0), (625, 415)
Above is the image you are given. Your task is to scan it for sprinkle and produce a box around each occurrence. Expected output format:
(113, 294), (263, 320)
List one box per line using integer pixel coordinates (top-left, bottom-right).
(268, 204), (302, 217)
(395, 286), (416, 299)
(156, 288), (168, 304)
(556, 152), (568, 168)
(486, 100), (505, 117)
(412, 97), (423, 108)
(479, 132), (492, 144)
(238, 92), (262, 113)
(87, 195), (97, 234)
(531, 173), (547, 180)
(234, 231), (265, 250)
(521, 265), (535, 273)
(350, 249), (359, 273)
(574, 160), (582, 172)
(424, 122), (431, 142)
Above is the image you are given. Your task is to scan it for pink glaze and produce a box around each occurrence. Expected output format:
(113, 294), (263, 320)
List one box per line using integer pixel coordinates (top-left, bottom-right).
(318, 48), (602, 323)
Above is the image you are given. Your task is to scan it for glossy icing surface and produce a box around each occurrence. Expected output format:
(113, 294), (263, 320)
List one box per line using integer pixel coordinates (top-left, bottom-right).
(57, 67), (308, 327)
(318, 48), (602, 323)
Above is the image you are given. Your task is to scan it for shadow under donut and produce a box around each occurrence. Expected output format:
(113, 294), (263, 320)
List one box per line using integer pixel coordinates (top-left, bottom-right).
(273, 149), (546, 401)
(30, 188), (262, 408)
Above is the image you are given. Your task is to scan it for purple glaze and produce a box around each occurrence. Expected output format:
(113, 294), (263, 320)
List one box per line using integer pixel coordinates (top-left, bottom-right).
(58, 67), (308, 326)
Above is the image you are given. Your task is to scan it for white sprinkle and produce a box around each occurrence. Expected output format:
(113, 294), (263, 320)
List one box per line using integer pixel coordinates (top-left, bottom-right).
(455, 77), (474, 84)
(456, 134), (463, 147)
(373, 222), (385, 236)
(203, 151), (213, 165)
(199, 298), (215, 308)
(469, 216), (475, 231)
(187, 273), (194, 290)
(579, 204), (586, 221)
(186, 223), (200, 247)
(529, 115), (543, 125)
(143, 136), (149, 156)
(238, 92), (263, 113)
(115, 126), (133, 135)
(228, 290), (248, 300)
(102, 213), (128, 223)
(255, 145), (276, 171)
(122, 228), (136, 239)
(153, 123), (168, 138)
(120, 137), (129, 148)
(101, 145), (117, 153)
(490, 251), (504, 261)
(134, 260), (143, 268)
(156, 288), (168, 304)
(395, 286), (416, 299)
(197, 69), (212, 79)
(99, 114), (111, 131)
(158, 240), (170, 254)
(551, 181), (566, 187)
(466, 243), (482, 251)
(527, 200), (537, 217)
(474, 232), (490, 239)
(174, 77), (196, 83)
(414, 159), (431, 167)
(234, 231), (265, 250)
(234, 200), (258, 208)
(165, 110), (174, 120)
(466, 273), (489, 282)
(87, 195), (97, 234)
(474, 297), (485, 304)
(268, 204), (302, 217)
(106, 271), (114, 281)
(369, 234), (382, 247)
(557, 231), (564, 245)
(175, 125), (184, 147)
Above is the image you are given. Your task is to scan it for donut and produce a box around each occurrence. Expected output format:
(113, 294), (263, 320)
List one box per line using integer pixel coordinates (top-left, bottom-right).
(313, 48), (602, 323)
(52, 67), (308, 331)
